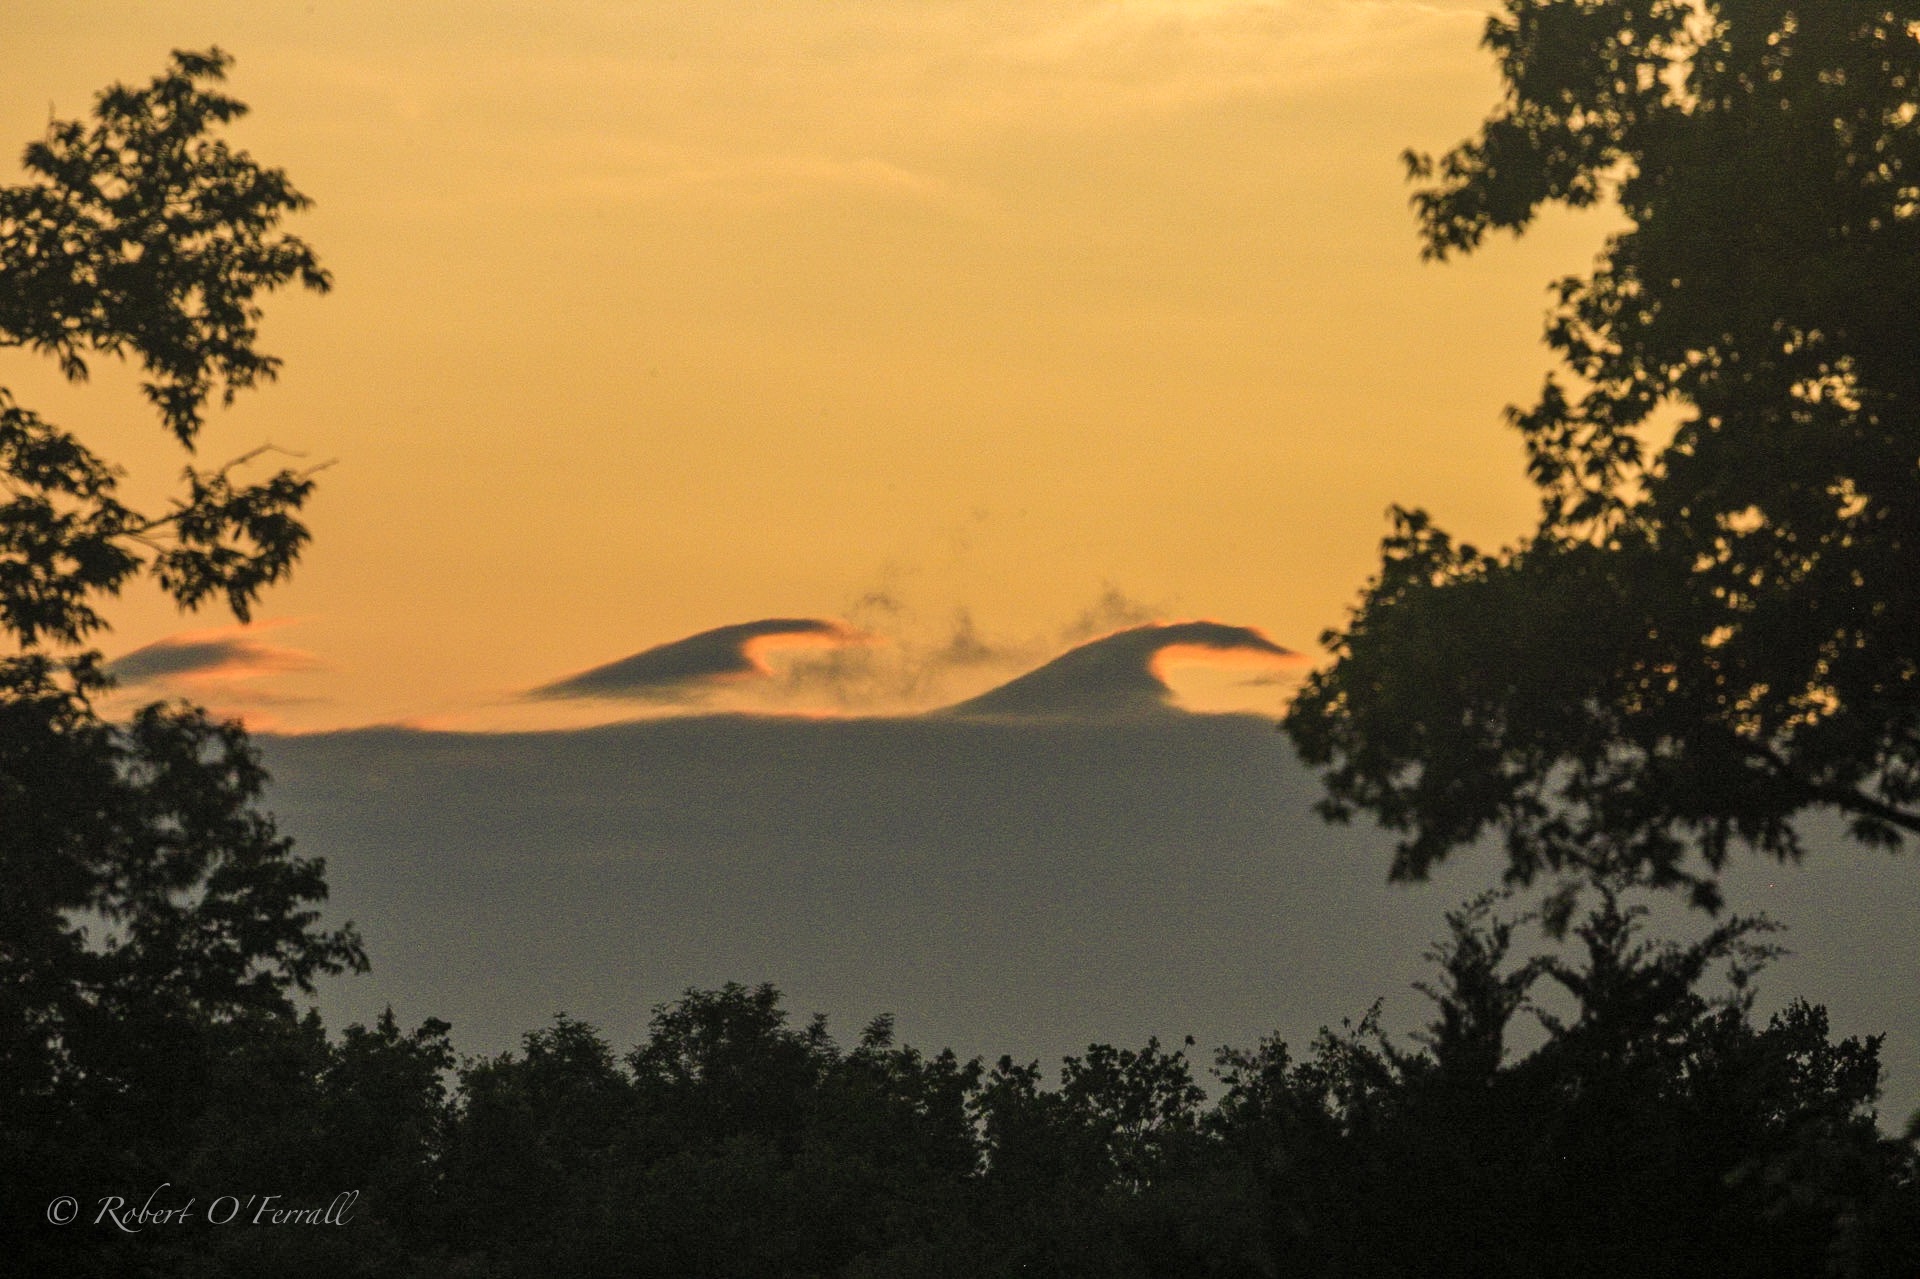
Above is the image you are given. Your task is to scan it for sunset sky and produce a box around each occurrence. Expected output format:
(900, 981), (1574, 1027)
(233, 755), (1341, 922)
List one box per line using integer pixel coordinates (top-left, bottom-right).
(6, 0), (1622, 730)
(14, 2), (1920, 1124)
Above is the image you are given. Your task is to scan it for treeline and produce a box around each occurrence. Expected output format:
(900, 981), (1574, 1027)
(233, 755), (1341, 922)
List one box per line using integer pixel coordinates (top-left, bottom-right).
(12, 889), (1920, 1278)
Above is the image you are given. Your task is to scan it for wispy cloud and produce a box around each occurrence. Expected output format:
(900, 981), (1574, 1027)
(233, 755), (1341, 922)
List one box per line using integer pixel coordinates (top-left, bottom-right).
(769, 603), (1043, 713)
(1060, 582), (1166, 644)
(974, 0), (1489, 119)
(285, 0), (1485, 217)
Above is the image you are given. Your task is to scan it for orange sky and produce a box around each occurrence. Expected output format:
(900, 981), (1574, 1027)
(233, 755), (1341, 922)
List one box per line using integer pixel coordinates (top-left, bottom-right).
(5, 1), (1622, 730)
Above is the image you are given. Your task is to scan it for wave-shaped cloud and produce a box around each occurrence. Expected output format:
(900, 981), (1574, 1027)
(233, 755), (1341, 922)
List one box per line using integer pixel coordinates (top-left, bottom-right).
(530, 618), (858, 701)
(517, 607), (1296, 723)
(940, 620), (1295, 721)
(109, 626), (319, 686)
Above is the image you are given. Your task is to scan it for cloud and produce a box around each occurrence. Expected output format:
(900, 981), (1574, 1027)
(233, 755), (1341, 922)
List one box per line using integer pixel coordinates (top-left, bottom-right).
(267, 710), (1484, 1081)
(982, 0), (1488, 117)
(942, 620), (1295, 721)
(514, 598), (1293, 723)
(646, 151), (957, 205)
(763, 583), (1197, 716)
(1060, 583), (1166, 643)
(769, 604), (1042, 713)
(530, 618), (860, 701)
(109, 626), (319, 687)
(933, 609), (1005, 668)
(261, 707), (1920, 1125)
(298, 0), (1487, 221)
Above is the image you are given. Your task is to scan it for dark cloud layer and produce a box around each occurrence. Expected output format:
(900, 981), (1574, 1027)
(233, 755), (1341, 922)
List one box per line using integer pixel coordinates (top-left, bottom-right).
(260, 712), (1920, 1125)
(942, 621), (1294, 720)
(531, 618), (851, 700)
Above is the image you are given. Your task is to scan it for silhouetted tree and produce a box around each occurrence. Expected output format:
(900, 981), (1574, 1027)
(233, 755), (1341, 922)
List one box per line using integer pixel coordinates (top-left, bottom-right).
(433, 986), (987, 1279)
(967, 1036), (1267, 1278)
(437, 1014), (634, 1274)
(0, 48), (359, 1256)
(1215, 884), (1920, 1277)
(1287, 1), (1920, 906)
(154, 1008), (452, 1279)
(95, 962), (1886, 1279)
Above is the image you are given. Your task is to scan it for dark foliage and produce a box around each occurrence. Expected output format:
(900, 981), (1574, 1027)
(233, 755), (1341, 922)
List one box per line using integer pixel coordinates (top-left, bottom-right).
(0, 48), (359, 1264)
(27, 899), (1896, 1278)
(0, 48), (330, 647)
(1287, 0), (1920, 904)
(1213, 888), (1919, 1277)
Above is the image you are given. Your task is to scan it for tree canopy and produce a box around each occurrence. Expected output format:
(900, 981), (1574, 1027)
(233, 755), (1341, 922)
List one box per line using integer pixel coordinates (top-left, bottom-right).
(0, 49), (360, 1202)
(0, 46), (329, 648)
(1286, 1), (1920, 906)
(34, 908), (1912, 1278)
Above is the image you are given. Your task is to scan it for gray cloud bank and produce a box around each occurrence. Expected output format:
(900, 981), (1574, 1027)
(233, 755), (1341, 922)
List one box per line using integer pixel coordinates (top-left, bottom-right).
(262, 710), (1920, 1126)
